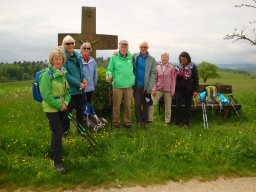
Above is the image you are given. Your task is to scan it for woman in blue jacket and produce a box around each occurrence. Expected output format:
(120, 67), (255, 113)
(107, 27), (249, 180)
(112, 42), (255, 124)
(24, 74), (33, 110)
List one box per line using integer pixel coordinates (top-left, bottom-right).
(80, 42), (98, 103)
(62, 35), (88, 132)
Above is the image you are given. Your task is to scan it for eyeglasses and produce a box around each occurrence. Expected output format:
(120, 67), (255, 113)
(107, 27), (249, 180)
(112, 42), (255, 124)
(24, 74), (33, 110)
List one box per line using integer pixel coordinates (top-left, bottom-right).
(65, 42), (75, 46)
(83, 47), (91, 50)
(140, 46), (148, 49)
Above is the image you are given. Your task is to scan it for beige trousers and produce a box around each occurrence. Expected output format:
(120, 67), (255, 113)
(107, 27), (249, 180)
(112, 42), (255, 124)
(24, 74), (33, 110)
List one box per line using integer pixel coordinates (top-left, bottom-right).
(148, 91), (172, 123)
(112, 87), (133, 125)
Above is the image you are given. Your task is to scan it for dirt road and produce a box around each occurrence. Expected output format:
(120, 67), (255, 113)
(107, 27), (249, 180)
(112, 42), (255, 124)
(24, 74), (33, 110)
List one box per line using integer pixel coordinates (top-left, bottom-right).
(71, 177), (256, 192)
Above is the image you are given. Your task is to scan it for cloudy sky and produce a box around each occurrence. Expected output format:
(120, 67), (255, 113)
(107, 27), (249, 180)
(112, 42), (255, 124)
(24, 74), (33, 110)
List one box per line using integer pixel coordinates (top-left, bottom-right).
(0, 0), (255, 64)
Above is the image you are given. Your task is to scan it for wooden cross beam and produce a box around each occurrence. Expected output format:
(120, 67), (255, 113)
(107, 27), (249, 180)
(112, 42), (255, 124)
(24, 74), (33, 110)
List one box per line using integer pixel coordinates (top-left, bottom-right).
(58, 7), (118, 58)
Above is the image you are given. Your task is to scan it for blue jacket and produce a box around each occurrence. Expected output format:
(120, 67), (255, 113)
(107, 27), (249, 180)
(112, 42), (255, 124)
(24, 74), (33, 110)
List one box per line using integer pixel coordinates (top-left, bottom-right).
(63, 50), (88, 95)
(133, 52), (157, 93)
(82, 56), (98, 92)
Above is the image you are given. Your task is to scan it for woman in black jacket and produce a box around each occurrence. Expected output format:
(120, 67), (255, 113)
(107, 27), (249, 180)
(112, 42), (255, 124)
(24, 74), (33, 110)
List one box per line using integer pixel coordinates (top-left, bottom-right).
(175, 51), (199, 128)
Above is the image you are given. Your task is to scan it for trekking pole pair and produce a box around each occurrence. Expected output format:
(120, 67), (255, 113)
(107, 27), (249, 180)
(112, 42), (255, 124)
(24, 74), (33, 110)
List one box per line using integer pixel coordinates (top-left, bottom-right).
(228, 94), (241, 120)
(65, 111), (101, 151)
(201, 100), (209, 130)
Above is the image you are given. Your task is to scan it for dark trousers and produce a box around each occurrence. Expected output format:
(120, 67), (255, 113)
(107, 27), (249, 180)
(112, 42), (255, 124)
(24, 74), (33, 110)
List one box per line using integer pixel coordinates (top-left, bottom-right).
(85, 91), (93, 104)
(134, 86), (149, 123)
(46, 112), (68, 165)
(175, 89), (193, 126)
(64, 93), (85, 132)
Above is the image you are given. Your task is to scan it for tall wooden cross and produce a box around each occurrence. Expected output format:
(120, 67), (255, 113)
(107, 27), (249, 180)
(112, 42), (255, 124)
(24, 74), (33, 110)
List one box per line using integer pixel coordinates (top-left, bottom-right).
(58, 7), (118, 58)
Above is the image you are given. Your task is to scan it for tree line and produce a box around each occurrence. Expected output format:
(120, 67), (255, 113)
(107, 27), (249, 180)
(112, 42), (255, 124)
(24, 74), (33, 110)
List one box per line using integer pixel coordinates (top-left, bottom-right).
(0, 58), (110, 83)
(5, 58), (254, 83)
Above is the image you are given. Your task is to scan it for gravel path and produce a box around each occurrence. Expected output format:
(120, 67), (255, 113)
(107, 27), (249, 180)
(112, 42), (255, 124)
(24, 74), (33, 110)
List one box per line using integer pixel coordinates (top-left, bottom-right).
(70, 177), (256, 192)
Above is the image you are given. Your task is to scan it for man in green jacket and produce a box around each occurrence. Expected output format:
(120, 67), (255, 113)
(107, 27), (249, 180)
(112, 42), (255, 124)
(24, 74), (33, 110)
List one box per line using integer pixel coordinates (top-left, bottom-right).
(106, 40), (135, 128)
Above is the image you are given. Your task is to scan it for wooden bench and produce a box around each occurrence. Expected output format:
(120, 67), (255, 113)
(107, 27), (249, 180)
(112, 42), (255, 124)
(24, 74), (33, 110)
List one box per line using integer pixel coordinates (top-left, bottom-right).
(158, 84), (242, 121)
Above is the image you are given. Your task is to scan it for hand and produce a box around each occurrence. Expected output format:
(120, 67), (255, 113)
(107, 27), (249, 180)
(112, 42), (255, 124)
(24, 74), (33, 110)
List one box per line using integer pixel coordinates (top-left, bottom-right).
(171, 92), (175, 97)
(193, 92), (197, 98)
(113, 50), (118, 55)
(83, 80), (88, 89)
(80, 83), (86, 90)
(60, 103), (67, 112)
(106, 75), (111, 83)
(152, 90), (156, 97)
(82, 79), (87, 85)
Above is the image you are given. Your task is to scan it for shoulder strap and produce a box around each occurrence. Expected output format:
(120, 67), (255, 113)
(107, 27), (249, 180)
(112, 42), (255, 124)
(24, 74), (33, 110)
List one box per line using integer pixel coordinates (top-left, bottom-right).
(45, 67), (54, 80)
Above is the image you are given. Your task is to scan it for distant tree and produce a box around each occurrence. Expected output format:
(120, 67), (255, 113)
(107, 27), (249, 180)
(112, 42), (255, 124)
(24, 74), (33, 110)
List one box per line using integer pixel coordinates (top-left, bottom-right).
(198, 61), (220, 83)
(224, 1), (256, 45)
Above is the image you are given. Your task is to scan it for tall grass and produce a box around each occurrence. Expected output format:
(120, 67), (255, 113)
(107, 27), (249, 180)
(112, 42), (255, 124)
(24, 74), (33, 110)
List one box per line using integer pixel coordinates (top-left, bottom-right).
(0, 73), (256, 190)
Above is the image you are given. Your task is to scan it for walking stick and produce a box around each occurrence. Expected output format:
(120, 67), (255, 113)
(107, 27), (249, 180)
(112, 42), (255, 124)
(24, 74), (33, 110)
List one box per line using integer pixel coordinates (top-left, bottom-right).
(201, 100), (209, 129)
(66, 111), (100, 151)
(228, 94), (241, 120)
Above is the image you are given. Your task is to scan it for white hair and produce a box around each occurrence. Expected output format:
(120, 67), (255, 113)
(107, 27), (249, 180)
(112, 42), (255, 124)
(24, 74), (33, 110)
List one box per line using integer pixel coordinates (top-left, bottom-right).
(161, 52), (169, 57)
(80, 42), (92, 52)
(62, 35), (75, 47)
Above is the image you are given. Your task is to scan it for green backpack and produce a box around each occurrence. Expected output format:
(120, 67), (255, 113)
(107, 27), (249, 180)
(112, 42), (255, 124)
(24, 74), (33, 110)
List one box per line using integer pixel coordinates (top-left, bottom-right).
(205, 86), (218, 104)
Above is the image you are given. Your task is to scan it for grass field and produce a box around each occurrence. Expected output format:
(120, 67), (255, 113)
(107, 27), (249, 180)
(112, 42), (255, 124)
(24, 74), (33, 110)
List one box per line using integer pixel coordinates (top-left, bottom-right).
(0, 72), (256, 191)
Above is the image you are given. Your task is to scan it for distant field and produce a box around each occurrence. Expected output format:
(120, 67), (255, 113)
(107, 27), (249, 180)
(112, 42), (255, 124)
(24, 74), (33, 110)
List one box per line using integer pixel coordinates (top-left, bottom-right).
(0, 72), (256, 191)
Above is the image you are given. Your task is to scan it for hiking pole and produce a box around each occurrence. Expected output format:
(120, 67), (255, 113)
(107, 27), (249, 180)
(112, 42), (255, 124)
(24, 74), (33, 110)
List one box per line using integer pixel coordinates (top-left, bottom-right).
(204, 102), (209, 129)
(228, 95), (241, 120)
(202, 100), (209, 129)
(201, 102), (206, 129)
(65, 111), (100, 151)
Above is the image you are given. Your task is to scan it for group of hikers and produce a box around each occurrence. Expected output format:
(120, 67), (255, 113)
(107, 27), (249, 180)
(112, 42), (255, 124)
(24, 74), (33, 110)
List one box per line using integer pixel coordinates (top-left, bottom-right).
(39, 35), (199, 173)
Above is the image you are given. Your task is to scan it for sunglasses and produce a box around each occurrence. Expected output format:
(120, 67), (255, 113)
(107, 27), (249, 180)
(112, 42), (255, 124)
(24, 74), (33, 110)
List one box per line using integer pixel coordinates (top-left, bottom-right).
(65, 42), (75, 46)
(83, 47), (91, 50)
(140, 46), (148, 49)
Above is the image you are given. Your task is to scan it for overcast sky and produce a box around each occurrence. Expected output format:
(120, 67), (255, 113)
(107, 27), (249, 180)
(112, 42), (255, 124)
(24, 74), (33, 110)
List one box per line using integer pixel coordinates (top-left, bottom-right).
(0, 0), (255, 64)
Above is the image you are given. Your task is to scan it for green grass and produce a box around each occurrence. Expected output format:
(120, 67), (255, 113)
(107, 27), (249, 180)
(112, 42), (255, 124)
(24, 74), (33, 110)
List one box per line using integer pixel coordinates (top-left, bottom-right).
(0, 73), (256, 190)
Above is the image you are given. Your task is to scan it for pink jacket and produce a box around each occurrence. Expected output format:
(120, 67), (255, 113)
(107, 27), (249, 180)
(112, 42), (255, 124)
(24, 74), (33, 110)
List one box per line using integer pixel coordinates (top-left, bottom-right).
(152, 63), (176, 95)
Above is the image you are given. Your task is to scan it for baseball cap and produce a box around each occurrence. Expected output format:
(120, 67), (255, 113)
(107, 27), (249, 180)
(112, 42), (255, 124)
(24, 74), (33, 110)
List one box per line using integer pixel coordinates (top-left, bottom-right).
(119, 40), (129, 45)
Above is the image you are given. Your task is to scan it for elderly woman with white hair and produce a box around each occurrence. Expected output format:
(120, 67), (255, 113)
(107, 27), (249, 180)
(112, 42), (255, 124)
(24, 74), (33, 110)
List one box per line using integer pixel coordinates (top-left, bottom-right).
(80, 42), (98, 103)
(62, 35), (88, 134)
(148, 52), (176, 126)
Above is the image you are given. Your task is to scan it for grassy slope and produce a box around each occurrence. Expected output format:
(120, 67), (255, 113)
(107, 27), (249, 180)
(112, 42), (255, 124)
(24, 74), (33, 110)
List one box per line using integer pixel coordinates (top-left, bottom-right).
(0, 73), (255, 190)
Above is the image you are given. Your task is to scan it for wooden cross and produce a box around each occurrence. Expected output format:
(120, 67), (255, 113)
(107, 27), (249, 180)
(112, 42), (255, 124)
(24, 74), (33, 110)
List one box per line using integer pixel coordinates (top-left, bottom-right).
(58, 7), (118, 58)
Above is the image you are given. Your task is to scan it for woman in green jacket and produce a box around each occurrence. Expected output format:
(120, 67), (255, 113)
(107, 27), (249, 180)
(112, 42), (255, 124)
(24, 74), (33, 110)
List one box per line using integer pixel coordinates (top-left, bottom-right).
(39, 47), (71, 173)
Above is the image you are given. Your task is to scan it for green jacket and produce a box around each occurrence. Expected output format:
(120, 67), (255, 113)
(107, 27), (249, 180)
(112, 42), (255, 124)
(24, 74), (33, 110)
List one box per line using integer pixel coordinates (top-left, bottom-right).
(39, 65), (71, 112)
(63, 50), (87, 95)
(106, 51), (135, 88)
(133, 53), (157, 93)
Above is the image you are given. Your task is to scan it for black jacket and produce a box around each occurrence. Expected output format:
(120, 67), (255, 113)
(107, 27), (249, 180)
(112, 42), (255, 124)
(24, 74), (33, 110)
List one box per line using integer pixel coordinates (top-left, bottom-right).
(175, 63), (199, 93)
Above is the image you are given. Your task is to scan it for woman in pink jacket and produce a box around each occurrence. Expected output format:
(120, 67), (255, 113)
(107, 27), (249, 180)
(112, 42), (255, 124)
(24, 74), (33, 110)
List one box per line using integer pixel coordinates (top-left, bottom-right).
(148, 52), (176, 125)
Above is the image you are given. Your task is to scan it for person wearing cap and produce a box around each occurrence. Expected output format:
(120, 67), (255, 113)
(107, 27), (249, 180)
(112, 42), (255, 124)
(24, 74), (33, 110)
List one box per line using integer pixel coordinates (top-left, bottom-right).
(106, 40), (135, 128)
(62, 35), (88, 134)
(133, 41), (157, 128)
(148, 52), (176, 126)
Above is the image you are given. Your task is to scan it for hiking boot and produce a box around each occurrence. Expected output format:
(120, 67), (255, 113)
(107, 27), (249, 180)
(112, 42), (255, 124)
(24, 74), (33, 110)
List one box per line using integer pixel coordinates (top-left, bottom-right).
(163, 123), (170, 127)
(144, 122), (151, 129)
(54, 163), (67, 174)
(114, 123), (120, 129)
(183, 124), (189, 129)
(124, 124), (132, 129)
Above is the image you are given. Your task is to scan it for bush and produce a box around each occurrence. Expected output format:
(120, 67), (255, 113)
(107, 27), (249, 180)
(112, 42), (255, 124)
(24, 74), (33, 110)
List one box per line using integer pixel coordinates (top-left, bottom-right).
(93, 67), (112, 117)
